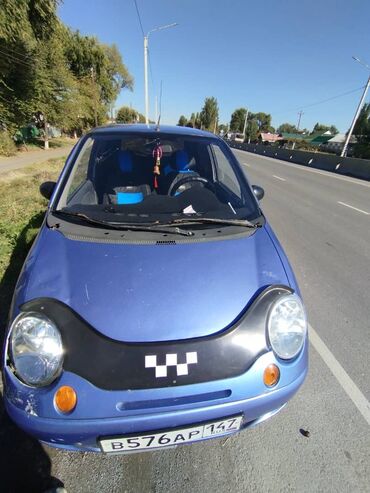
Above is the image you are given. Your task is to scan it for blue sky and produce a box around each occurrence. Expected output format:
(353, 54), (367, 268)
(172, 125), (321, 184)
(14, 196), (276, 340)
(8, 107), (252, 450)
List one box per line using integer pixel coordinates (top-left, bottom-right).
(59, 0), (370, 132)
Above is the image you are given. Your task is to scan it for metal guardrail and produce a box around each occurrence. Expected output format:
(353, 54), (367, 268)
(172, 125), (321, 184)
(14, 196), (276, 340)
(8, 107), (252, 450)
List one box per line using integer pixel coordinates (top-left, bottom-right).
(227, 141), (370, 181)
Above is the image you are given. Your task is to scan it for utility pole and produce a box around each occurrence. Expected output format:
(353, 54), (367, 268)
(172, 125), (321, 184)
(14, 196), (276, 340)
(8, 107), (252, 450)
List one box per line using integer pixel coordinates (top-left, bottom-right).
(341, 58), (370, 157)
(292, 110), (303, 150)
(242, 109), (249, 139)
(90, 67), (98, 127)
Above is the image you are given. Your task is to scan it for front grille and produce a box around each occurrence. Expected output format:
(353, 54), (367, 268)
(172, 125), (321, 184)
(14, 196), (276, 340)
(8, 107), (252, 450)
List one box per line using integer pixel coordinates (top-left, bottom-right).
(156, 240), (177, 245)
(116, 390), (232, 411)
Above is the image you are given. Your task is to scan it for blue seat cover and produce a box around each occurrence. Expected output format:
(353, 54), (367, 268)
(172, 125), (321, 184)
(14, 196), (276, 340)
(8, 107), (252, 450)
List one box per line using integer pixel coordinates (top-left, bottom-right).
(118, 150), (133, 173)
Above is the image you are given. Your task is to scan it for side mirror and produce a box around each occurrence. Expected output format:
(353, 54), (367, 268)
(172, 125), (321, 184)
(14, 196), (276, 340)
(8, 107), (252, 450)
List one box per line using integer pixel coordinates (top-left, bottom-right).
(40, 181), (56, 200)
(252, 185), (264, 201)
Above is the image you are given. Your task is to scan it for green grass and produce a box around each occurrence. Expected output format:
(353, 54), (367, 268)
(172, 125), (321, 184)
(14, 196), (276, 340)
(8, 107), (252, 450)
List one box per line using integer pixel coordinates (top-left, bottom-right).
(0, 158), (64, 334)
(18, 137), (75, 151)
(0, 136), (75, 156)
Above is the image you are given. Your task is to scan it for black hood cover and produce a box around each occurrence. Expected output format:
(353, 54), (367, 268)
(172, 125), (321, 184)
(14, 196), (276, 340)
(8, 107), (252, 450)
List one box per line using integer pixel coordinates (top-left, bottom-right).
(21, 285), (292, 390)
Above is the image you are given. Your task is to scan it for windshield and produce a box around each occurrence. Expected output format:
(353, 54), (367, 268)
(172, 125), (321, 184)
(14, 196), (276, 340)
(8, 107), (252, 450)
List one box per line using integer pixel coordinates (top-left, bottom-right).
(55, 131), (260, 225)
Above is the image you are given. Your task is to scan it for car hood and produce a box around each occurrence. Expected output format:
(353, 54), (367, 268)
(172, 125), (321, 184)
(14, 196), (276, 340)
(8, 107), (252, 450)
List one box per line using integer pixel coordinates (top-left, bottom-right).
(15, 225), (289, 342)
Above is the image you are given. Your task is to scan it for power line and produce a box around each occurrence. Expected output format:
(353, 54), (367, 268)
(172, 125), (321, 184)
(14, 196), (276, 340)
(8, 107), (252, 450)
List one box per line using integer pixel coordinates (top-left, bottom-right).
(133, 0), (145, 37)
(0, 45), (35, 61)
(298, 86), (366, 110)
(0, 48), (34, 68)
(274, 86), (366, 116)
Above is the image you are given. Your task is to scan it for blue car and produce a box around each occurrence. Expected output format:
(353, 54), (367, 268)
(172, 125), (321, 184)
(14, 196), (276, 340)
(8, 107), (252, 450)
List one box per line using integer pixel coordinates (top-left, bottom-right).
(2, 125), (308, 453)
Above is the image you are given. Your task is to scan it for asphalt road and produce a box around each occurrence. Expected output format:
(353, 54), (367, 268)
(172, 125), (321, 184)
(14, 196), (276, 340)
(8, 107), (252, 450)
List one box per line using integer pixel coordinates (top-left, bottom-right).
(1, 150), (369, 492)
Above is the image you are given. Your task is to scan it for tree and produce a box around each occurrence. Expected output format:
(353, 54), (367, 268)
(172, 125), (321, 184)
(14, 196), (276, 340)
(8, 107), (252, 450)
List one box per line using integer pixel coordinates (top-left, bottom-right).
(251, 112), (273, 132)
(218, 123), (228, 135)
(230, 108), (248, 133)
(0, 0), (62, 132)
(353, 103), (370, 158)
(277, 123), (298, 134)
(64, 30), (133, 127)
(0, 1), (134, 143)
(242, 111), (274, 141)
(177, 115), (187, 126)
(194, 112), (201, 129)
(199, 97), (219, 131)
(116, 106), (138, 123)
(312, 123), (338, 134)
(245, 119), (259, 142)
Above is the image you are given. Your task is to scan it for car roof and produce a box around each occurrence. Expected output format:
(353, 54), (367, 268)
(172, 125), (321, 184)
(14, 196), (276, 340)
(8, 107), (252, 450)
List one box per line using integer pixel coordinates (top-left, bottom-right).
(89, 124), (218, 139)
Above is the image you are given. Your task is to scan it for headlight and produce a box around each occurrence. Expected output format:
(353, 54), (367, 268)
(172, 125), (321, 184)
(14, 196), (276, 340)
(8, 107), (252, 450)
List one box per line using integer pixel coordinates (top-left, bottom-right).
(9, 312), (63, 387)
(267, 294), (307, 360)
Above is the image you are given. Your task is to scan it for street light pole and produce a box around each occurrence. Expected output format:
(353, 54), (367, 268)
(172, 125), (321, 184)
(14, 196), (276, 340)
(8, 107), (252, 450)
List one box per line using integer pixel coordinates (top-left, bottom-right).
(143, 23), (178, 125)
(341, 56), (370, 157)
(144, 36), (149, 124)
(340, 56), (370, 157)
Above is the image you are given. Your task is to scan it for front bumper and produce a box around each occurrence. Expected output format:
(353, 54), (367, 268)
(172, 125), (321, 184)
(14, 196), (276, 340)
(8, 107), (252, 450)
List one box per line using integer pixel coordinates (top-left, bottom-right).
(4, 349), (308, 452)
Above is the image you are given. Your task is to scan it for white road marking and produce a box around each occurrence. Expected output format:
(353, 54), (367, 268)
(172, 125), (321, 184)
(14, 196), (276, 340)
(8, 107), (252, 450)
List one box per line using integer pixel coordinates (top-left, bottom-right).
(273, 175), (286, 181)
(243, 162), (251, 167)
(337, 201), (369, 215)
(309, 324), (370, 426)
(234, 149), (370, 189)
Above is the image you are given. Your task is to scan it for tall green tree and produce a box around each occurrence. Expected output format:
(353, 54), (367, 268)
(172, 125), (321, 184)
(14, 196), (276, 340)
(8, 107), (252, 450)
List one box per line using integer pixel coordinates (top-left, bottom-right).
(230, 108), (248, 133)
(199, 97), (219, 131)
(353, 103), (370, 158)
(312, 122), (338, 134)
(277, 123), (298, 133)
(116, 106), (138, 123)
(0, 1), (134, 143)
(251, 112), (274, 132)
(245, 119), (259, 142)
(64, 30), (133, 127)
(0, 0), (61, 131)
(177, 115), (187, 126)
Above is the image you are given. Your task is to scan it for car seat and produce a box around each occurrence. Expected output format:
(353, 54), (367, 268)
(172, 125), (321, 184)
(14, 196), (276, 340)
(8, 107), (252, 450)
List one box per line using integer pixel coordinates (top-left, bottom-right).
(101, 150), (151, 204)
(161, 150), (200, 195)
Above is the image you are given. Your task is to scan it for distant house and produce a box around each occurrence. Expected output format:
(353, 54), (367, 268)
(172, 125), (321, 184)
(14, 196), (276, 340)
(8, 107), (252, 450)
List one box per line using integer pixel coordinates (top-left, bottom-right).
(279, 131), (333, 147)
(320, 133), (357, 154)
(258, 132), (283, 144)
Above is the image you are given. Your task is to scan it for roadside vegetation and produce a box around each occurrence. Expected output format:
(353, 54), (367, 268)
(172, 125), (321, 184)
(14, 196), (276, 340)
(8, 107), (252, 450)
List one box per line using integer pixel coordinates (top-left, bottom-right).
(0, 0), (133, 155)
(0, 157), (64, 330)
(177, 102), (370, 159)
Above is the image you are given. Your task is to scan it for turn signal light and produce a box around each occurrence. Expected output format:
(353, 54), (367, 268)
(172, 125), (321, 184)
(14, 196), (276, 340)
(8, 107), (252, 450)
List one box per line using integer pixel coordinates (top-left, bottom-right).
(263, 364), (280, 387)
(55, 385), (77, 413)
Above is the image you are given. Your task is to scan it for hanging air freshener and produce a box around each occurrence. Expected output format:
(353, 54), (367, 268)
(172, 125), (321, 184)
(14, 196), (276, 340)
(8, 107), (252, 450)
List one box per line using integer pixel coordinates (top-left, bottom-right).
(152, 143), (163, 189)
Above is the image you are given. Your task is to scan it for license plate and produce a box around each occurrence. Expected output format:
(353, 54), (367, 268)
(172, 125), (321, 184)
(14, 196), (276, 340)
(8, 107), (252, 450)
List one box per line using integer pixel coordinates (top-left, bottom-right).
(99, 415), (243, 453)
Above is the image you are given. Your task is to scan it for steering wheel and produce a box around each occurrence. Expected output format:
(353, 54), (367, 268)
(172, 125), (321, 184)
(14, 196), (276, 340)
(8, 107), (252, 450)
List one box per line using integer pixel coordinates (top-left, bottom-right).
(168, 176), (214, 197)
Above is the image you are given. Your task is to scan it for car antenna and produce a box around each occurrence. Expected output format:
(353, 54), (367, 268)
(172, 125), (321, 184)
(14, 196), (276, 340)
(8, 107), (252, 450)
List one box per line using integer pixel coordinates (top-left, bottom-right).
(156, 80), (163, 132)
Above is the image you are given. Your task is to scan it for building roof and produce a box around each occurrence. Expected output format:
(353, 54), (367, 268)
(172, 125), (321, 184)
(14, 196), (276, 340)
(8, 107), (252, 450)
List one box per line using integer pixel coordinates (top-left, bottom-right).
(326, 133), (357, 144)
(259, 132), (282, 143)
(280, 132), (333, 144)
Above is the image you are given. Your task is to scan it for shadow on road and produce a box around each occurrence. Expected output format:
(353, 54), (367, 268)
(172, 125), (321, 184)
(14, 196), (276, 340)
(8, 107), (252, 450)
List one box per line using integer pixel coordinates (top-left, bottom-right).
(0, 213), (64, 492)
(0, 391), (65, 493)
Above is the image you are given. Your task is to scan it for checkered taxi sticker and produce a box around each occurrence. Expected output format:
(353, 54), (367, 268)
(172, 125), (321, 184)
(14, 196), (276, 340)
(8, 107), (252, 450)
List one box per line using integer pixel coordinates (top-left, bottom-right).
(145, 352), (198, 378)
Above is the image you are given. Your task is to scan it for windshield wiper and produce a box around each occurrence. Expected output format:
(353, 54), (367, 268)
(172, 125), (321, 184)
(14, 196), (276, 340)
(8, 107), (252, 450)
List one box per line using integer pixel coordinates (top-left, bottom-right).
(162, 217), (259, 228)
(51, 210), (194, 237)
